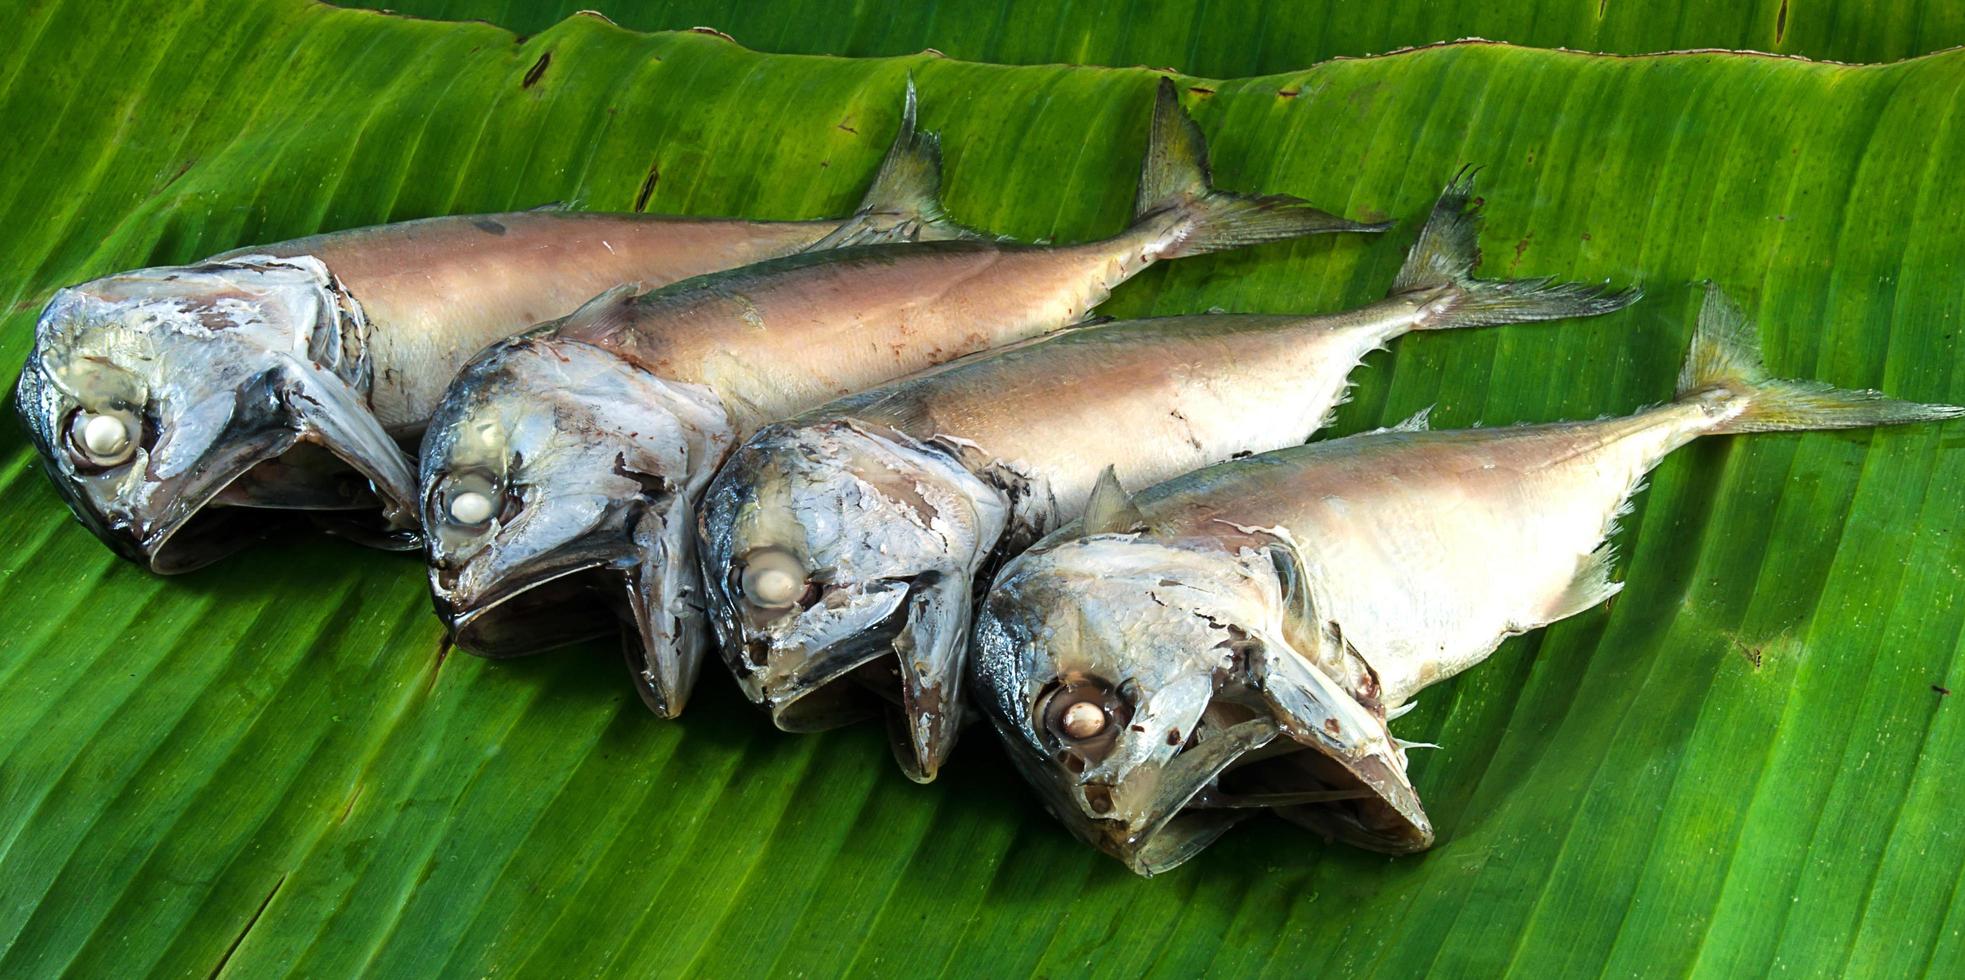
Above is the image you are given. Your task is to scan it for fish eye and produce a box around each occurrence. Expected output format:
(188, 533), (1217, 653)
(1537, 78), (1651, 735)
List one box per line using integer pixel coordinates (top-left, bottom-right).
(1061, 701), (1107, 739)
(1038, 675), (1133, 764)
(738, 548), (815, 610)
(64, 407), (140, 469)
(442, 470), (509, 529)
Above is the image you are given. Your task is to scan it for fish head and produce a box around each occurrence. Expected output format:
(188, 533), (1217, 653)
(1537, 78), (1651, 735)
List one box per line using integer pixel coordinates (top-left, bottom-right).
(13, 256), (416, 572)
(420, 333), (733, 716)
(972, 524), (1433, 875)
(698, 419), (1010, 781)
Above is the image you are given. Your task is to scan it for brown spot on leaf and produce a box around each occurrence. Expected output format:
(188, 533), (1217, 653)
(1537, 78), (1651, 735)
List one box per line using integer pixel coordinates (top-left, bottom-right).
(634, 159), (660, 213)
(337, 782), (365, 824)
(1776, 0), (1789, 43)
(154, 157), (197, 196)
(522, 51), (551, 89)
(1730, 637), (1764, 670)
(1936, 684), (1952, 697)
(428, 633), (454, 692)
(1277, 88), (1301, 99)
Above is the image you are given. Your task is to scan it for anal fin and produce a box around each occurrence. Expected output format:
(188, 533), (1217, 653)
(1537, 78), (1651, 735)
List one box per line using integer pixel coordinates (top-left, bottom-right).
(1544, 547), (1623, 623)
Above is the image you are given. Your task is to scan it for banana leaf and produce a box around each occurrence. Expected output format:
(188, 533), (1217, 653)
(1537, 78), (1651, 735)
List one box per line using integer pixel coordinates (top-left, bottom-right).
(338, 0), (1965, 74)
(2, 1), (1962, 975)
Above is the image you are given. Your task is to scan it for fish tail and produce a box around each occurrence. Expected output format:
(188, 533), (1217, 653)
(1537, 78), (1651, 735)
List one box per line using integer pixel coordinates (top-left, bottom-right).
(1393, 167), (1641, 330)
(1134, 78), (1387, 259)
(815, 76), (984, 249)
(1677, 282), (1965, 434)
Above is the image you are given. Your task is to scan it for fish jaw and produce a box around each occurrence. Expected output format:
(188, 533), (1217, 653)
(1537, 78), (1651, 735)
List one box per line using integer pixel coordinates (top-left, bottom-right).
(15, 256), (419, 571)
(420, 335), (734, 707)
(698, 419), (1012, 779)
(971, 532), (1432, 874)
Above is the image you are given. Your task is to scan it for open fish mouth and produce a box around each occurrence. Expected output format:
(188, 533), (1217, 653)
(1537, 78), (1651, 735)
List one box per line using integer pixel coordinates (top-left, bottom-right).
(26, 404), (406, 574)
(708, 562), (981, 778)
(42, 451), (288, 573)
(739, 576), (917, 729)
(1061, 702), (1434, 875)
(434, 559), (629, 658)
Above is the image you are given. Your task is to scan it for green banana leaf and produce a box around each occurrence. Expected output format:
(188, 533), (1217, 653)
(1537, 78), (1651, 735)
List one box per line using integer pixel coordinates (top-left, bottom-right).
(3, 0), (1963, 975)
(340, 0), (1965, 74)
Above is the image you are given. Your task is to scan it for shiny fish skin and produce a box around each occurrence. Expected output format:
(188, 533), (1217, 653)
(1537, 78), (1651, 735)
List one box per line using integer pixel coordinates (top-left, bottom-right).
(422, 79), (1388, 719)
(14, 82), (959, 572)
(697, 172), (1640, 782)
(970, 284), (1963, 874)
(247, 212), (849, 431)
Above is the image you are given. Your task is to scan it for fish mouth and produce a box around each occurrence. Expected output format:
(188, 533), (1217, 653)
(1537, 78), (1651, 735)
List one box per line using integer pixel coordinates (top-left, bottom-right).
(1073, 714), (1284, 876)
(143, 427), (416, 572)
(1069, 704), (1435, 875)
(733, 571), (973, 782)
(21, 362), (418, 572)
(743, 578), (915, 726)
(78, 424), (324, 574)
(51, 462), (281, 574)
(434, 557), (628, 658)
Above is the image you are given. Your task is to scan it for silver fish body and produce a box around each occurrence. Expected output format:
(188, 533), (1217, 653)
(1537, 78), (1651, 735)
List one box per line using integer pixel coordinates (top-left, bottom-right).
(14, 84), (957, 572)
(698, 173), (1639, 781)
(970, 284), (1963, 874)
(423, 79), (1388, 718)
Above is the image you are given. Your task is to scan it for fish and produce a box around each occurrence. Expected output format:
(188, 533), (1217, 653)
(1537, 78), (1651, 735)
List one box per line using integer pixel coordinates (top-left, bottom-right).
(13, 82), (967, 572)
(697, 171), (1641, 782)
(421, 78), (1387, 719)
(970, 283), (1963, 874)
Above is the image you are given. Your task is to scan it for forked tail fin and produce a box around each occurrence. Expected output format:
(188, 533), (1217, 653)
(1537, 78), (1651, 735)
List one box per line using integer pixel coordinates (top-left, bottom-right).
(1392, 167), (1641, 329)
(1135, 78), (1387, 259)
(1676, 282), (1965, 434)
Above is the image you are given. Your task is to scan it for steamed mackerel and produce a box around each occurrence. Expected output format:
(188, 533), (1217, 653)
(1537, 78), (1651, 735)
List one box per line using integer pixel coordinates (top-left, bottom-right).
(13, 83), (959, 572)
(971, 284), (1962, 874)
(420, 78), (1386, 720)
(697, 172), (1639, 781)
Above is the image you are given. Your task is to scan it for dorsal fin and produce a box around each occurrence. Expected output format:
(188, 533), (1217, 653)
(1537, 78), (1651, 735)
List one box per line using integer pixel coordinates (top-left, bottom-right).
(805, 76), (985, 250)
(1081, 465), (1146, 535)
(554, 282), (642, 342)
